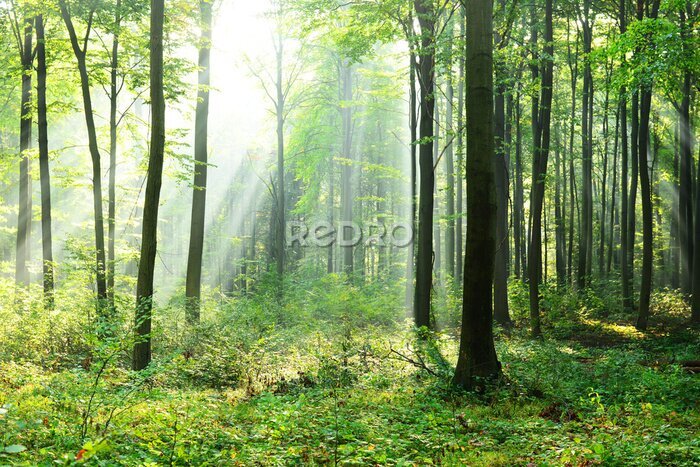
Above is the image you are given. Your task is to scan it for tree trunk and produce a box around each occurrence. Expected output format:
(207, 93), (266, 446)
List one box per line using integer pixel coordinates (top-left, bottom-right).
(185, 0), (213, 324)
(36, 15), (54, 308)
(341, 61), (353, 277)
(454, 0), (500, 390)
(133, 0), (165, 370)
(15, 17), (33, 288)
(413, 0), (436, 329)
(636, 0), (661, 331)
(528, 0), (553, 338)
(59, 1), (108, 308)
(444, 24), (455, 280)
(455, 10), (465, 285)
(494, 34), (511, 327)
(107, 0), (122, 306)
(578, 4), (593, 289)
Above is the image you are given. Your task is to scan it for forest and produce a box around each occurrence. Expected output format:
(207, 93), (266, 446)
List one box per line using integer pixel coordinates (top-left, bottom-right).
(0, 0), (698, 464)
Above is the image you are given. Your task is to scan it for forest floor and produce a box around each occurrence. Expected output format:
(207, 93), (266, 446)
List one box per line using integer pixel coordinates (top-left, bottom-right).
(1, 284), (699, 466)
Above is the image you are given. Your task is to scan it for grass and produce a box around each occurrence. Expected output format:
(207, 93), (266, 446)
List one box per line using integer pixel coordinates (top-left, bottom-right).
(0, 278), (699, 465)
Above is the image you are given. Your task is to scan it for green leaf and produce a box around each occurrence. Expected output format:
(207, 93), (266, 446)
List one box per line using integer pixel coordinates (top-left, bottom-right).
(4, 445), (27, 454)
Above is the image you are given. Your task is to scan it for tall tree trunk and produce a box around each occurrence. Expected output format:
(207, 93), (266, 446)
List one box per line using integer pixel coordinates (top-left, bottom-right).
(107, 0), (122, 306)
(494, 32), (511, 327)
(555, 124), (566, 285)
(444, 24), (455, 280)
(578, 4), (593, 289)
(455, 11), (465, 284)
(680, 69), (693, 294)
(275, 37), (286, 284)
(514, 86), (526, 279)
(413, 0), (436, 329)
(340, 61), (354, 277)
(692, 149), (700, 324)
(636, 0), (661, 331)
(59, 1), (109, 308)
(133, 0), (165, 370)
(405, 47), (418, 308)
(185, 0), (212, 324)
(528, 0), (554, 338)
(36, 15), (54, 308)
(454, 0), (500, 389)
(608, 104), (620, 274)
(15, 17), (33, 288)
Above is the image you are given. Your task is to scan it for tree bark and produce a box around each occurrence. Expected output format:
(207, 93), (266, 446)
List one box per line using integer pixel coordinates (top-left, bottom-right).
(36, 15), (54, 308)
(59, 1), (108, 308)
(413, 0), (435, 330)
(15, 17), (33, 288)
(185, 0), (213, 324)
(454, 0), (500, 390)
(528, 0), (554, 338)
(636, 0), (661, 331)
(133, 0), (165, 370)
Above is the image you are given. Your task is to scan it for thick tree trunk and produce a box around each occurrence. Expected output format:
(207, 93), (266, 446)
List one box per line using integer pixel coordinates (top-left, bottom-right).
(133, 0), (165, 370)
(454, 0), (500, 390)
(413, 0), (435, 330)
(185, 0), (213, 324)
(36, 15), (54, 308)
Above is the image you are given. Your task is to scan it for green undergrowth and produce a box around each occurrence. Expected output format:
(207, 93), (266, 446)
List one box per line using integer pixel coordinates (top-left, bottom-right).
(1, 277), (699, 465)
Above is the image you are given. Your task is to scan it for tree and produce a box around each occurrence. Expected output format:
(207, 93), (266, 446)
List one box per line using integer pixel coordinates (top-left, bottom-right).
(13, 13), (33, 288)
(528, 0), (554, 338)
(454, 0), (501, 390)
(577, 0), (594, 290)
(413, 0), (435, 330)
(36, 14), (54, 308)
(133, 0), (165, 371)
(635, 0), (662, 331)
(185, 0), (213, 324)
(59, 0), (109, 309)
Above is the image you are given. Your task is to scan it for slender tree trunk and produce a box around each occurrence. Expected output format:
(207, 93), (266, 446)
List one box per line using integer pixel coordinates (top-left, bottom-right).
(36, 15), (54, 308)
(555, 125), (566, 285)
(107, 0), (122, 306)
(636, 0), (661, 331)
(59, 1), (109, 308)
(680, 69), (693, 294)
(133, 0), (165, 370)
(341, 61), (354, 277)
(405, 47), (418, 307)
(15, 17), (33, 288)
(494, 30), (511, 327)
(185, 0), (212, 324)
(454, 0), (500, 389)
(275, 38), (286, 284)
(455, 11), (465, 284)
(578, 4), (593, 289)
(444, 24), (455, 280)
(413, 0), (436, 329)
(528, 0), (553, 338)
(607, 104), (620, 274)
